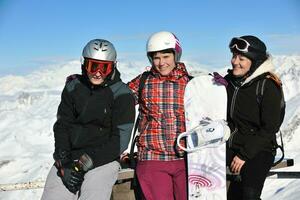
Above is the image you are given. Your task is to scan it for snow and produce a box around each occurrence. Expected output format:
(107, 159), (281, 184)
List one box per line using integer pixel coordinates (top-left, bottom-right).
(0, 55), (299, 199)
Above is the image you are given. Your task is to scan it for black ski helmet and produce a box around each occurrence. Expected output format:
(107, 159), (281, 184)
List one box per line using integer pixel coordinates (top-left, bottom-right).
(229, 35), (268, 73)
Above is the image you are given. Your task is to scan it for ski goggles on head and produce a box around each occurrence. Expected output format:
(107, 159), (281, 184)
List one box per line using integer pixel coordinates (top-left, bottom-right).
(229, 37), (251, 53)
(84, 58), (114, 77)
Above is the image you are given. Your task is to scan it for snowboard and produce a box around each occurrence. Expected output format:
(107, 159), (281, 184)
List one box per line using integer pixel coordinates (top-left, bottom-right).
(177, 74), (228, 200)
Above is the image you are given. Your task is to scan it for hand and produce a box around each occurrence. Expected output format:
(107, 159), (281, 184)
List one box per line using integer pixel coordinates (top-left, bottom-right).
(211, 72), (228, 87)
(230, 155), (245, 174)
(53, 149), (72, 169)
(59, 164), (85, 194)
(120, 152), (130, 163)
(54, 152), (94, 194)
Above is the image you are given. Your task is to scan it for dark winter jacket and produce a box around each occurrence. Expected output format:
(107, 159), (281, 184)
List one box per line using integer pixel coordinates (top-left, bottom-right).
(225, 58), (283, 161)
(53, 69), (135, 168)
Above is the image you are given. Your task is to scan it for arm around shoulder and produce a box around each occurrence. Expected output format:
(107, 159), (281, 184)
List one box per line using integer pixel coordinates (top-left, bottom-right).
(112, 83), (136, 153)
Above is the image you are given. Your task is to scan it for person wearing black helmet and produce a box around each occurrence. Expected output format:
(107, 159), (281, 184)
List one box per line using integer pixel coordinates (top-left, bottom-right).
(41, 39), (135, 200)
(224, 35), (284, 200)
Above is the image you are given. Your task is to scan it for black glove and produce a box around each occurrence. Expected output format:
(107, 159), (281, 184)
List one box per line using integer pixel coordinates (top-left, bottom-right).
(53, 149), (72, 169)
(53, 150), (94, 194)
(59, 163), (85, 194)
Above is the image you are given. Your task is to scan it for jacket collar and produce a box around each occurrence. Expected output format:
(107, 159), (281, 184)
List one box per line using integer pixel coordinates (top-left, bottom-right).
(150, 62), (189, 81)
(243, 56), (275, 85)
(82, 68), (121, 89)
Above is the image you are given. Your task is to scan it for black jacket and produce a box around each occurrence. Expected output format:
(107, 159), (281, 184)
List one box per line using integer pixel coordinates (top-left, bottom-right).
(225, 58), (283, 161)
(53, 69), (135, 168)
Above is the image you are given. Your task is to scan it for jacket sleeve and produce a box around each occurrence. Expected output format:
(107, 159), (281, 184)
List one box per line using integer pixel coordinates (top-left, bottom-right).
(242, 79), (282, 160)
(53, 85), (75, 152)
(86, 83), (136, 167)
(127, 74), (141, 105)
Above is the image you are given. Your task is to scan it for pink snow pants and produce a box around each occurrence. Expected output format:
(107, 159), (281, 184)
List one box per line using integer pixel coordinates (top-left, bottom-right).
(136, 159), (187, 200)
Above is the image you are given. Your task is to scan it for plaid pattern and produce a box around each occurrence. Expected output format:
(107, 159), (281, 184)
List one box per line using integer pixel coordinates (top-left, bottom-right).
(128, 63), (190, 161)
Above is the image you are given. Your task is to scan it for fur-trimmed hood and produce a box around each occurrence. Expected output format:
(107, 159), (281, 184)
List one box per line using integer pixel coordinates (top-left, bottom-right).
(243, 56), (275, 85)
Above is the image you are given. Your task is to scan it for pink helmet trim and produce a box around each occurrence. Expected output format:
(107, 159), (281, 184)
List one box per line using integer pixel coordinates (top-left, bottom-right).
(173, 33), (182, 54)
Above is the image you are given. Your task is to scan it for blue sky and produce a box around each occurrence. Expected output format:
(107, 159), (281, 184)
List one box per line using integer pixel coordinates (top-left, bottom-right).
(0, 0), (299, 75)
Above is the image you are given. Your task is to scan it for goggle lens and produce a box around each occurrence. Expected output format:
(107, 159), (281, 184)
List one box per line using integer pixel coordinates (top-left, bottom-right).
(85, 59), (113, 77)
(229, 37), (250, 52)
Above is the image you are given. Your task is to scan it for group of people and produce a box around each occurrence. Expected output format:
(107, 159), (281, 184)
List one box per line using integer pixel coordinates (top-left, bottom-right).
(41, 31), (284, 200)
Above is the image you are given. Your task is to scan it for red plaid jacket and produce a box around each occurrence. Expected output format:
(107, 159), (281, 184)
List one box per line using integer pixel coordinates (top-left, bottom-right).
(128, 63), (190, 161)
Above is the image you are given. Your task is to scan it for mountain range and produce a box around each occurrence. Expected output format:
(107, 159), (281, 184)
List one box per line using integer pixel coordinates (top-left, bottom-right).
(0, 55), (299, 199)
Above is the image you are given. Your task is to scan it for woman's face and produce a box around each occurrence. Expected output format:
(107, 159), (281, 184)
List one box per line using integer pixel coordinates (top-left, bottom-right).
(87, 71), (104, 85)
(152, 52), (176, 76)
(231, 53), (252, 77)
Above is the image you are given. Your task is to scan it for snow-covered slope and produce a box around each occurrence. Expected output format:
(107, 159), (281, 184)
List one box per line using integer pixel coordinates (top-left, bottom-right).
(262, 55), (300, 198)
(0, 55), (299, 199)
(274, 55), (300, 101)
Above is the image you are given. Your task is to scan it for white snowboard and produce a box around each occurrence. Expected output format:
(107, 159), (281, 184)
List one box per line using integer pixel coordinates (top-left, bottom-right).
(178, 74), (228, 200)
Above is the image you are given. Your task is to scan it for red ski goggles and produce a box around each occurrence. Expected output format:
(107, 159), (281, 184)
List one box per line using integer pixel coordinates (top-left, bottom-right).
(229, 37), (251, 52)
(84, 58), (114, 77)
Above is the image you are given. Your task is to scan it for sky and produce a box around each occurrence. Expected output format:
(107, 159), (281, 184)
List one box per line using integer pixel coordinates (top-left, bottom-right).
(0, 0), (299, 75)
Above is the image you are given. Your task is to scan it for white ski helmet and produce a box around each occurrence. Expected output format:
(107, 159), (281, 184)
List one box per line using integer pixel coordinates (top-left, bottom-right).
(146, 31), (182, 63)
(81, 39), (117, 63)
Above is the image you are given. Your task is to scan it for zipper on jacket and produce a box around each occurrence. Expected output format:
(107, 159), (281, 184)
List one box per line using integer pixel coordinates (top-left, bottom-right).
(228, 83), (240, 148)
(230, 85), (240, 119)
(228, 127), (238, 148)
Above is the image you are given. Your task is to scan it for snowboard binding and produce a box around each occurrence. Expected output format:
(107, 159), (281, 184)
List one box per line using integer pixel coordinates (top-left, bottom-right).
(177, 119), (230, 152)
